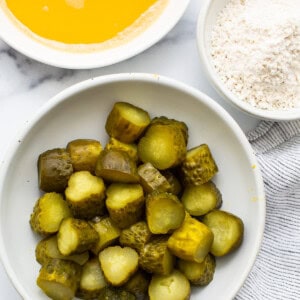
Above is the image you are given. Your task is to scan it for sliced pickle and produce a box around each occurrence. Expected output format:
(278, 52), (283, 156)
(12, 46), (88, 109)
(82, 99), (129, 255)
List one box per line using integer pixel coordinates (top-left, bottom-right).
(123, 269), (150, 300)
(181, 144), (218, 185)
(119, 221), (152, 253)
(167, 214), (214, 263)
(148, 269), (191, 300)
(99, 246), (139, 286)
(139, 236), (175, 275)
(146, 191), (185, 234)
(105, 102), (151, 143)
(178, 253), (216, 286)
(38, 148), (73, 192)
(202, 210), (244, 257)
(66, 139), (102, 173)
(98, 286), (136, 300)
(35, 235), (89, 266)
(181, 181), (222, 216)
(57, 218), (99, 256)
(138, 162), (171, 193)
(30, 192), (72, 235)
(36, 259), (81, 300)
(89, 216), (121, 255)
(95, 149), (139, 183)
(65, 171), (106, 219)
(106, 183), (144, 229)
(77, 257), (108, 299)
(105, 137), (138, 162)
(137, 122), (187, 170)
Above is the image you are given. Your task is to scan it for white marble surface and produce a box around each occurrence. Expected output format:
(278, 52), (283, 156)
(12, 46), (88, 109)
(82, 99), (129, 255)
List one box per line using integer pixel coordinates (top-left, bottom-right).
(0, 1), (260, 298)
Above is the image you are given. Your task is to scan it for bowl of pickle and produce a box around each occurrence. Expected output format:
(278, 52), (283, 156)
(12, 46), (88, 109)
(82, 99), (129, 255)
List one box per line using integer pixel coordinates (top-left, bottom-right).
(0, 73), (265, 300)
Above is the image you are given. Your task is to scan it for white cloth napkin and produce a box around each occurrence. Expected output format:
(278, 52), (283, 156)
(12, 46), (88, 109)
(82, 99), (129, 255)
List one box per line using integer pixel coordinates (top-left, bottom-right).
(236, 120), (300, 300)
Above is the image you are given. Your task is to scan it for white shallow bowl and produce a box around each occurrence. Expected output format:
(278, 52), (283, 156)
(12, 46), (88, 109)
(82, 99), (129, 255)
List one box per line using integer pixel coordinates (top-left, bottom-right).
(197, 0), (300, 121)
(0, 73), (265, 300)
(0, 0), (190, 69)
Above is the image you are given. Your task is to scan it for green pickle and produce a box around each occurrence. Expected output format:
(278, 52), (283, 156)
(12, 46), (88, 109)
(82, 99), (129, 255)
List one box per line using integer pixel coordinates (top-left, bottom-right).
(38, 148), (73, 192)
(36, 259), (81, 300)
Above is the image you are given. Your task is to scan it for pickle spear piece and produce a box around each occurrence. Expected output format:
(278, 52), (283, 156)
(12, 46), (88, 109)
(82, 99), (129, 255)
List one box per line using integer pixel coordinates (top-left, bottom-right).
(65, 171), (106, 219)
(95, 149), (139, 183)
(178, 253), (216, 286)
(89, 216), (121, 255)
(181, 181), (222, 216)
(202, 210), (244, 257)
(99, 287), (136, 300)
(146, 191), (185, 234)
(105, 102), (151, 143)
(181, 144), (218, 185)
(123, 269), (150, 300)
(105, 137), (138, 162)
(99, 246), (139, 286)
(162, 170), (182, 196)
(106, 183), (144, 229)
(77, 257), (108, 300)
(167, 214), (214, 263)
(38, 148), (73, 192)
(57, 218), (99, 256)
(36, 235), (89, 266)
(30, 192), (72, 235)
(36, 259), (81, 300)
(139, 236), (175, 275)
(138, 122), (187, 170)
(66, 139), (102, 173)
(138, 162), (171, 193)
(148, 269), (191, 300)
(119, 221), (152, 253)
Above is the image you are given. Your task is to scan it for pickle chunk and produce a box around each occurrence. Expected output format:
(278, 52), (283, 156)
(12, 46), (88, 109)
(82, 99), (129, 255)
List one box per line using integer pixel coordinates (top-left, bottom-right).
(36, 259), (81, 300)
(35, 235), (89, 266)
(65, 171), (106, 219)
(38, 148), (73, 192)
(138, 121), (187, 170)
(119, 221), (152, 253)
(138, 162), (171, 193)
(95, 149), (139, 183)
(99, 287), (136, 300)
(66, 139), (102, 173)
(139, 236), (175, 275)
(106, 183), (144, 229)
(99, 246), (139, 286)
(57, 218), (99, 256)
(105, 102), (151, 143)
(202, 210), (244, 257)
(123, 270), (150, 300)
(146, 191), (185, 234)
(148, 269), (191, 300)
(178, 254), (216, 286)
(89, 216), (121, 254)
(30, 192), (72, 235)
(167, 214), (213, 263)
(77, 257), (108, 300)
(181, 144), (218, 185)
(105, 137), (138, 162)
(181, 181), (222, 216)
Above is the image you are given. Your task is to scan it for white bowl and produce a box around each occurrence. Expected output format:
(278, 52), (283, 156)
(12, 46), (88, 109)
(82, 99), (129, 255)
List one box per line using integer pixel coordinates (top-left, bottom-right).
(0, 73), (265, 300)
(0, 0), (190, 69)
(197, 0), (300, 121)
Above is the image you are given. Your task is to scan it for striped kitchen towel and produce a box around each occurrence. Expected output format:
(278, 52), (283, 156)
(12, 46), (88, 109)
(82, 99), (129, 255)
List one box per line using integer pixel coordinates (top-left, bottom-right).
(236, 120), (300, 300)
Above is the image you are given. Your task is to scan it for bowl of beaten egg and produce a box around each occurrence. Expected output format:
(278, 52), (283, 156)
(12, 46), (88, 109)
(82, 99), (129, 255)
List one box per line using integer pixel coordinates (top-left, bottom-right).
(0, 73), (265, 299)
(0, 0), (190, 69)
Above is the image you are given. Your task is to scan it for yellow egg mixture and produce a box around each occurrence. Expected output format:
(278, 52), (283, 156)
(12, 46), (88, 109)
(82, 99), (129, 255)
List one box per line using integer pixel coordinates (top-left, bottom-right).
(2, 0), (167, 51)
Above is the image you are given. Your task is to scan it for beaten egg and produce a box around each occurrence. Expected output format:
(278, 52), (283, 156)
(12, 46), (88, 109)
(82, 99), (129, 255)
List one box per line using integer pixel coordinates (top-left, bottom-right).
(4, 0), (161, 44)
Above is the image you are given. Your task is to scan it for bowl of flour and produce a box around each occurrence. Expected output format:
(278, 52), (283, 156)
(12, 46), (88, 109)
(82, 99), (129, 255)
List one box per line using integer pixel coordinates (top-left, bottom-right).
(197, 0), (300, 120)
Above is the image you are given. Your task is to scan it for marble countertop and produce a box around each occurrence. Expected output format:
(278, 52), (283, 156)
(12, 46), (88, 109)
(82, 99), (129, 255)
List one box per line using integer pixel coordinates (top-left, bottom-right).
(0, 1), (260, 298)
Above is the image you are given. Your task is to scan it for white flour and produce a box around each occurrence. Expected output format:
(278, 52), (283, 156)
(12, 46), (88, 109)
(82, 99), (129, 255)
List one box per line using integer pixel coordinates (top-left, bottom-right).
(210, 0), (300, 110)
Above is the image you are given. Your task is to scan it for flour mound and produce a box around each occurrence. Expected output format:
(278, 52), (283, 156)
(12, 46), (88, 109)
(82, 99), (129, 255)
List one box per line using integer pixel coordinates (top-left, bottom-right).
(211, 0), (300, 110)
